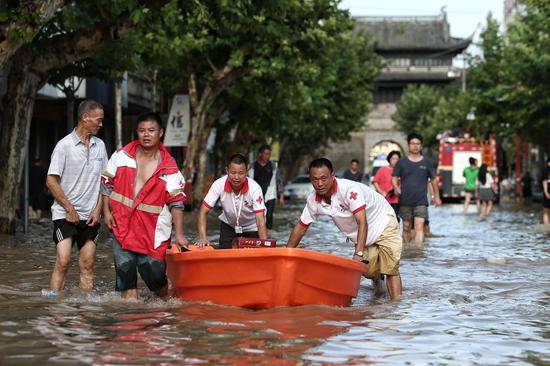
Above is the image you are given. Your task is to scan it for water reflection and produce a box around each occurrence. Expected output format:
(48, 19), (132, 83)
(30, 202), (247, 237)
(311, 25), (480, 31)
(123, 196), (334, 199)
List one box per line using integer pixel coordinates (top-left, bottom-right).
(29, 299), (371, 365)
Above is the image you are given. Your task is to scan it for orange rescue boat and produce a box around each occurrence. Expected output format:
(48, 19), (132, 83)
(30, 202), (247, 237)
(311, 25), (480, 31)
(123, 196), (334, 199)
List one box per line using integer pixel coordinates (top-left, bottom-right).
(166, 246), (367, 309)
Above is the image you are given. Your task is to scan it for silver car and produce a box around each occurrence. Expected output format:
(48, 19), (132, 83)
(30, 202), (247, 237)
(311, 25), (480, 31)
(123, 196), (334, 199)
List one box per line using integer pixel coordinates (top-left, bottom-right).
(284, 175), (314, 200)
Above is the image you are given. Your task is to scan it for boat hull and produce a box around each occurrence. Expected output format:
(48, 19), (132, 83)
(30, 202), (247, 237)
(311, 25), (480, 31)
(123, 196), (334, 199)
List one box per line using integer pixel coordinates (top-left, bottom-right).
(166, 248), (367, 309)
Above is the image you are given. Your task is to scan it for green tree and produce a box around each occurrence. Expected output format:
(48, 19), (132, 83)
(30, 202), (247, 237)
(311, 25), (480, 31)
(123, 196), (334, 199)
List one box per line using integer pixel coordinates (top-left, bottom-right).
(144, 0), (380, 198)
(466, 14), (508, 138)
(223, 17), (381, 179)
(392, 84), (446, 149)
(0, 1), (166, 233)
(499, 0), (550, 151)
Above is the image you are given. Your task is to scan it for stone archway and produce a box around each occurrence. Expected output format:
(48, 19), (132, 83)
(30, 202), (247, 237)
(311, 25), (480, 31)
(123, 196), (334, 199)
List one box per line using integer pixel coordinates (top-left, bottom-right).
(366, 139), (404, 178)
(369, 139), (404, 163)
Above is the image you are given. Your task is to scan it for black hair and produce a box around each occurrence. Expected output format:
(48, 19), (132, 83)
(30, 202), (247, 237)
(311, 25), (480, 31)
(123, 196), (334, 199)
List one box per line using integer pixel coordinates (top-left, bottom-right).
(350, 159), (359, 164)
(478, 163), (488, 185)
(136, 112), (163, 129)
(308, 158), (333, 173)
(387, 150), (402, 163)
(258, 144), (272, 154)
(407, 133), (423, 144)
(469, 157), (476, 165)
(227, 153), (248, 168)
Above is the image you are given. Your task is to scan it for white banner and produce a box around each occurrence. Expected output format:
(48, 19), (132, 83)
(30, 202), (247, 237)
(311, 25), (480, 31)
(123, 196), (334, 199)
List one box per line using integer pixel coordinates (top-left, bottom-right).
(164, 94), (190, 147)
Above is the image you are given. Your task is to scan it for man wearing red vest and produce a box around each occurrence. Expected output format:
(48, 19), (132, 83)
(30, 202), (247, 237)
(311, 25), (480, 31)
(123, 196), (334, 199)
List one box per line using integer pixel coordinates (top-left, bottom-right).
(101, 112), (188, 299)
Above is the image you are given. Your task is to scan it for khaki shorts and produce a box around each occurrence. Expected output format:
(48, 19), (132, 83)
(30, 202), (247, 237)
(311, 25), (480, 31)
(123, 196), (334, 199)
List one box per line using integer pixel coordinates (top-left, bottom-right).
(363, 215), (402, 279)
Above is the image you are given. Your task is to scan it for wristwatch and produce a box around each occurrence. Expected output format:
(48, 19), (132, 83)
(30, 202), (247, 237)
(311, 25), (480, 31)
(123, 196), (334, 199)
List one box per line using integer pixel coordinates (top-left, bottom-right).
(354, 251), (364, 257)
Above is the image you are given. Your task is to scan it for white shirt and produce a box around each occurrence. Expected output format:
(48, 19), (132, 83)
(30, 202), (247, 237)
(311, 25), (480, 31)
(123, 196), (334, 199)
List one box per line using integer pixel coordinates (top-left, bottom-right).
(48, 130), (108, 220)
(478, 173), (494, 189)
(203, 176), (266, 231)
(299, 178), (395, 245)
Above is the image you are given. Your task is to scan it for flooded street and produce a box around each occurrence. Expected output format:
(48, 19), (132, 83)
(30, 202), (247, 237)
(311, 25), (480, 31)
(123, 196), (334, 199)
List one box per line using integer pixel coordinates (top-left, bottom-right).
(0, 203), (548, 365)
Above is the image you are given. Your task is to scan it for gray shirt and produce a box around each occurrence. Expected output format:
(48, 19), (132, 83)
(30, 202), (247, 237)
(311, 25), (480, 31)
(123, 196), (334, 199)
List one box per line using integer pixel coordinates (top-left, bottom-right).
(392, 156), (436, 206)
(48, 130), (108, 220)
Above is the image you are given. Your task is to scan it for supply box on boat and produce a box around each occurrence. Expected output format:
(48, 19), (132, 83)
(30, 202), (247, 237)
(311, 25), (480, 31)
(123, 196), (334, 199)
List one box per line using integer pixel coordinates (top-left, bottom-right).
(232, 238), (277, 249)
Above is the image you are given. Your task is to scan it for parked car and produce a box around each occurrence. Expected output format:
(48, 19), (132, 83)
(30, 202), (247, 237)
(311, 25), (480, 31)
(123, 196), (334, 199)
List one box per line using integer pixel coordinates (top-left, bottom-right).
(284, 175), (314, 200)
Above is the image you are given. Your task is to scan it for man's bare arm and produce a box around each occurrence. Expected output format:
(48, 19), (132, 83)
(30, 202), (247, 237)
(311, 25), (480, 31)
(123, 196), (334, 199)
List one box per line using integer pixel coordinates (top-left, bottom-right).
(196, 204), (211, 246)
(430, 177), (442, 206)
(171, 208), (188, 247)
(391, 176), (401, 195)
(46, 175), (79, 223)
(255, 212), (267, 239)
(287, 223), (308, 248)
(353, 209), (368, 261)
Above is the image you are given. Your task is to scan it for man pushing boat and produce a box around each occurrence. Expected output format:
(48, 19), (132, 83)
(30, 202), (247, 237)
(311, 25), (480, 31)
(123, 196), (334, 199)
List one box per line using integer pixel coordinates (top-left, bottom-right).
(287, 158), (403, 299)
(197, 153), (268, 249)
(101, 112), (188, 299)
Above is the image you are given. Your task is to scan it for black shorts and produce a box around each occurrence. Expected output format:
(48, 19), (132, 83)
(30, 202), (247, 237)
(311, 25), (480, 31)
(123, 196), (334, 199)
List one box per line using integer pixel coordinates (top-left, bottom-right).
(52, 219), (100, 250)
(219, 221), (259, 249)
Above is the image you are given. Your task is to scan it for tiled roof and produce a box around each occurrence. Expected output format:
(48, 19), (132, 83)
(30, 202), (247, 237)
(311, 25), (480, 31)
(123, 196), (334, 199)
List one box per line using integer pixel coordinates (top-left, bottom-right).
(354, 15), (471, 53)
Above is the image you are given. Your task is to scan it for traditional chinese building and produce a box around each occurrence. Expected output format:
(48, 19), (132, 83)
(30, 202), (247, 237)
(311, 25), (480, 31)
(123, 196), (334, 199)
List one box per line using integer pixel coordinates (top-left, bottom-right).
(326, 10), (471, 177)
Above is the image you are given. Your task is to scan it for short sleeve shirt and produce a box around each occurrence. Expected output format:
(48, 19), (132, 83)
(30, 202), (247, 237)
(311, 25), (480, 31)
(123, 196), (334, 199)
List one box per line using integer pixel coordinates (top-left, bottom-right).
(373, 166), (398, 204)
(48, 130), (108, 220)
(203, 176), (266, 231)
(392, 156), (436, 206)
(463, 167), (479, 190)
(299, 178), (395, 245)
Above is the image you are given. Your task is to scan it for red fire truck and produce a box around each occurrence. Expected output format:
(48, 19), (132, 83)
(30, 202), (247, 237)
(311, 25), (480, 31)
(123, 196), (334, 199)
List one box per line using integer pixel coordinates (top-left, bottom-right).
(437, 134), (498, 200)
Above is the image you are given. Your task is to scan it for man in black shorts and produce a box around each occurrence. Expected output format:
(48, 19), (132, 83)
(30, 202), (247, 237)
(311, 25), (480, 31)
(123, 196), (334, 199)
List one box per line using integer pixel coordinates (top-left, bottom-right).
(45, 100), (107, 294)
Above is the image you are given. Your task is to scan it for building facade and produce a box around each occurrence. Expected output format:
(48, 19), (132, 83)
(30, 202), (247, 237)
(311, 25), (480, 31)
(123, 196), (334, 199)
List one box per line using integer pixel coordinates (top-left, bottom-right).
(326, 11), (471, 177)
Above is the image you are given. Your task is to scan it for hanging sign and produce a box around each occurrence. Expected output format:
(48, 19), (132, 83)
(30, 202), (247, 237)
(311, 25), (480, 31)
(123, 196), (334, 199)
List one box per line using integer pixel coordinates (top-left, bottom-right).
(164, 94), (190, 147)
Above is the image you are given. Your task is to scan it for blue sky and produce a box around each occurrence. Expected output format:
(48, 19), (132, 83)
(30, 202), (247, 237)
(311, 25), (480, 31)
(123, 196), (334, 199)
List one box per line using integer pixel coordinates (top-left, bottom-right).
(339, 0), (504, 53)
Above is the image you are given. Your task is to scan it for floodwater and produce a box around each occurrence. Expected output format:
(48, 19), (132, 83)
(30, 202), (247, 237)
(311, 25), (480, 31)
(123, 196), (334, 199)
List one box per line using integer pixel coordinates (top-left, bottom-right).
(0, 202), (548, 365)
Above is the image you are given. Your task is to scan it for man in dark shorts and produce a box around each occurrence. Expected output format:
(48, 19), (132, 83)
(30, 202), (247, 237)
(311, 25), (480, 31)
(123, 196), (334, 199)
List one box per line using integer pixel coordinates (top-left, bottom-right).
(392, 133), (441, 247)
(46, 100), (107, 295)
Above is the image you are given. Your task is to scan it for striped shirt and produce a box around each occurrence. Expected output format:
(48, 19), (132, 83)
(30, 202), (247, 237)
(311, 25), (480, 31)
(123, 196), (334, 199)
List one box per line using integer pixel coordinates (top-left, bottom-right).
(48, 130), (108, 220)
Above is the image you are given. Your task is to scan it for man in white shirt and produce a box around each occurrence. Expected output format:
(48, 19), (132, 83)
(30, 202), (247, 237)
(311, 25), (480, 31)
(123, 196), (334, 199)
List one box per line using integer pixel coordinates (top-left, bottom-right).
(197, 153), (267, 248)
(287, 158), (403, 299)
(45, 100), (107, 295)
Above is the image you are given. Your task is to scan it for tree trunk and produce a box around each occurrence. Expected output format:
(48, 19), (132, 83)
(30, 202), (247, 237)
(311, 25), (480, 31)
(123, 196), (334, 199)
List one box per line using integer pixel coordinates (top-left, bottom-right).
(184, 111), (212, 204)
(182, 64), (251, 205)
(0, 62), (43, 233)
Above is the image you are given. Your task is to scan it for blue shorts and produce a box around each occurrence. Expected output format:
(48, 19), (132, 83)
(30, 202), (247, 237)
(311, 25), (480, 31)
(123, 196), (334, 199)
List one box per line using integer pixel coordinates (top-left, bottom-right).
(112, 240), (167, 293)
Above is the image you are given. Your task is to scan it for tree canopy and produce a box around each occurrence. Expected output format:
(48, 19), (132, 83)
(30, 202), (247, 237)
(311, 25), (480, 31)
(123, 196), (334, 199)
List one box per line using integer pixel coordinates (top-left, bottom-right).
(393, 1), (550, 155)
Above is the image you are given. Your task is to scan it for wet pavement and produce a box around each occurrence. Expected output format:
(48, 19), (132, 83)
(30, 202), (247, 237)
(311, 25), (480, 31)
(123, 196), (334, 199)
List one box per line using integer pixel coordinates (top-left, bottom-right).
(0, 202), (548, 365)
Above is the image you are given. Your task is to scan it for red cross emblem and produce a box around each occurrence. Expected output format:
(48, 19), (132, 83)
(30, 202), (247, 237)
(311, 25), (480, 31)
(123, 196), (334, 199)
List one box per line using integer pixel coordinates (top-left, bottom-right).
(350, 191), (358, 200)
(256, 196), (263, 204)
